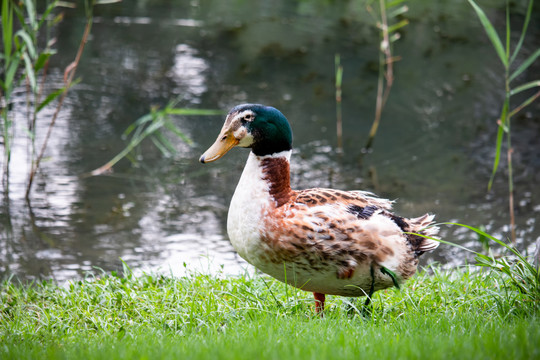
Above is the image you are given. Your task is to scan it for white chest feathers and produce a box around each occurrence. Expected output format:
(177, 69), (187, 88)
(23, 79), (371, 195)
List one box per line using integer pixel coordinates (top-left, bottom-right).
(227, 151), (291, 263)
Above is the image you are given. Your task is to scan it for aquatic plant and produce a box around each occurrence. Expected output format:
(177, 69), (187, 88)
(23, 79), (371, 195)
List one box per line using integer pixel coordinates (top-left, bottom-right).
(419, 222), (540, 316)
(468, 0), (540, 244)
(1, 0), (60, 195)
(334, 54), (343, 149)
(0, 0), (120, 201)
(364, 0), (409, 150)
(405, 0), (540, 318)
(333, 0), (408, 152)
(89, 99), (222, 176)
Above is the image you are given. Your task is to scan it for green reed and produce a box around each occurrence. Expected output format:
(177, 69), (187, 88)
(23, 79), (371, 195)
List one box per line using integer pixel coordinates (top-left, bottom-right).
(335, 54), (343, 150)
(416, 222), (540, 316)
(408, 1), (540, 318)
(89, 98), (222, 176)
(0, 0), (120, 200)
(364, 0), (409, 150)
(468, 0), (540, 244)
(1, 0), (58, 195)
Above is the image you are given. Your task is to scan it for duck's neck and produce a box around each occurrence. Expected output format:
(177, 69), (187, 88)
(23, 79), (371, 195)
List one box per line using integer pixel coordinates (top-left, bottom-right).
(259, 150), (293, 207)
(241, 150), (293, 208)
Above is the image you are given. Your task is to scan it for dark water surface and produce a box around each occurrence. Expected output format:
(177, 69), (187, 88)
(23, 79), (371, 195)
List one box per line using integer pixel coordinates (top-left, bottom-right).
(1, 0), (539, 281)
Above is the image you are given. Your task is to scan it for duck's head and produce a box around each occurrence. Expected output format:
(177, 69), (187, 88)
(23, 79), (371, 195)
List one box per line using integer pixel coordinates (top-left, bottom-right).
(199, 104), (293, 163)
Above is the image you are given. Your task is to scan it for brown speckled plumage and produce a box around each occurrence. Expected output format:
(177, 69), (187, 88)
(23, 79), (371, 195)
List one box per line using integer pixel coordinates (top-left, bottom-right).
(253, 156), (439, 299)
(200, 104), (440, 314)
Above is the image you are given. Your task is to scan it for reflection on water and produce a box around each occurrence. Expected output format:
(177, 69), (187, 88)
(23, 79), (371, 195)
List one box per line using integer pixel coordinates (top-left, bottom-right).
(1, 0), (539, 281)
(170, 44), (209, 101)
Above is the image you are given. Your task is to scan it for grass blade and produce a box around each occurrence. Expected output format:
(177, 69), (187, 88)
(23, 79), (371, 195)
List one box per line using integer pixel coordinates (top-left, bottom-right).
(22, 0), (37, 30)
(12, 0), (32, 35)
(150, 132), (174, 157)
(22, 51), (37, 91)
(36, 87), (67, 113)
(468, 0), (508, 68)
(510, 0), (534, 64)
(387, 19), (409, 34)
(386, 0), (406, 8)
(34, 51), (53, 72)
(509, 90), (540, 118)
(5, 58), (21, 91)
(443, 222), (525, 260)
(153, 129), (177, 153)
(487, 114), (505, 191)
(163, 120), (192, 145)
(38, 1), (60, 28)
(15, 29), (37, 59)
(56, 1), (77, 8)
(166, 108), (224, 116)
(94, 0), (123, 4)
(2, 0), (13, 63)
(88, 103), (222, 175)
(505, 1), (510, 61)
(509, 48), (540, 82)
(405, 231), (481, 256)
(124, 113), (154, 136)
(510, 80), (540, 96)
(387, 5), (408, 19)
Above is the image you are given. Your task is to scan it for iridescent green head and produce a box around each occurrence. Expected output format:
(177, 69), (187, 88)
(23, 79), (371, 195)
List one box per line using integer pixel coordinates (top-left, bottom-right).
(200, 104), (293, 163)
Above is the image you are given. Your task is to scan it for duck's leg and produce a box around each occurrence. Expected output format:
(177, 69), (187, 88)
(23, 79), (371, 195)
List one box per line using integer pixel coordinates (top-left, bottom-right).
(313, 292), (326, 314)
(364, 265), (376, 307)
(357, 266), (376, 318)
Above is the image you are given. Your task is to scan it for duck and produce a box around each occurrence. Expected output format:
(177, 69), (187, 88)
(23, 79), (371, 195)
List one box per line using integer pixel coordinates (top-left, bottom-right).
(200, 104), (439, 314)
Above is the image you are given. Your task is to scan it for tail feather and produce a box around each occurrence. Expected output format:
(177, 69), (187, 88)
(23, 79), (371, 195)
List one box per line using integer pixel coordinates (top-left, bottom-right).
(407, 213), (440, 254)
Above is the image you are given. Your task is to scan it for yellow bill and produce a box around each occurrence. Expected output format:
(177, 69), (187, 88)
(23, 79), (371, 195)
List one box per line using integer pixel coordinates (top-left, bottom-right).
(199, 129), (239, 163)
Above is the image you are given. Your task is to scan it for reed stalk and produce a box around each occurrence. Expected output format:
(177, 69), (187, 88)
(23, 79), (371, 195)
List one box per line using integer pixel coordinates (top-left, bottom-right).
(0, 0), (121, 201)
(89, 101), (222, 177)
(25, 10), (93, 199)
(469, 0), (540, 244)
(364, 0), (407, 150)
(335, 54), (343, 150)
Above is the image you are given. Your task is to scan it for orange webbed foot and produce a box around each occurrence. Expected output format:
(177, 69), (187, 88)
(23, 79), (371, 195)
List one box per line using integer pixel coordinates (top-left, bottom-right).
(313, 292), (326, 316)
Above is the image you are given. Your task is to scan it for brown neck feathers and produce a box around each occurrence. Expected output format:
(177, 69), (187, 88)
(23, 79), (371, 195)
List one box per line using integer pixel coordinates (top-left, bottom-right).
(260, 157), (292, 207)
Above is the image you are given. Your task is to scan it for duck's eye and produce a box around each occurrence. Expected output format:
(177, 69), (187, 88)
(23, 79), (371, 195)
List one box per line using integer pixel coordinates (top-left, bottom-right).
(244, 114), (253, 121)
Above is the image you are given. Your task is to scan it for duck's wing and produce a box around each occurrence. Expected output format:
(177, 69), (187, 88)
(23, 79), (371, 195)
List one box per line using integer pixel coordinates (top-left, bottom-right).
(294, 188), (439, 255)
(294, 188), (394, 210)
(262, 189), (407, 278)
(262, 188), (437, 281)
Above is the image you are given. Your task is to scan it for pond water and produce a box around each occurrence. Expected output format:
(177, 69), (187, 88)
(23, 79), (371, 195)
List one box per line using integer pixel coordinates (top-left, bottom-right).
(1, 0), (539, 281)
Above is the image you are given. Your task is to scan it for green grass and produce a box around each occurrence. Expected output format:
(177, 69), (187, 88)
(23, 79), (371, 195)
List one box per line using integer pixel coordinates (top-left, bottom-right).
(1, 266), (539, 360)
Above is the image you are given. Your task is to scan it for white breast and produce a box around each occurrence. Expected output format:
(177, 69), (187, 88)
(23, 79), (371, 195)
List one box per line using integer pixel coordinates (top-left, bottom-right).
(227, 151), (292, 264)
(227, 152), (268, 262)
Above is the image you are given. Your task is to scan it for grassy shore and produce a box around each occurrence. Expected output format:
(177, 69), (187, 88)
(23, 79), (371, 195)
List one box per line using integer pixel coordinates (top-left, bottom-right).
(1, 265), (539, 359)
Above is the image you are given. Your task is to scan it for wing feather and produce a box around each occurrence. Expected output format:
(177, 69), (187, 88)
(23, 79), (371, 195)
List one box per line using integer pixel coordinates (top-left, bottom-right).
(262, 190), (405, 280)
(294, 188), (393, 210)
